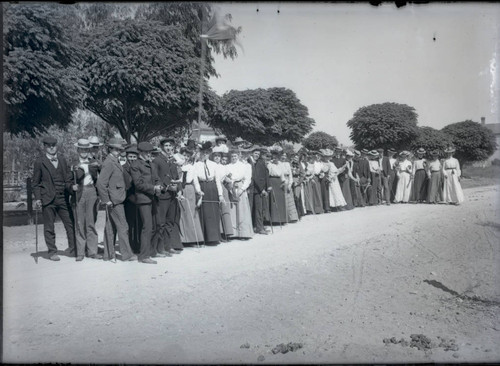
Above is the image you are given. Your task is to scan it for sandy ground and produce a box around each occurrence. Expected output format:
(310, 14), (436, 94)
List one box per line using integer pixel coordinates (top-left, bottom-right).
(3, 185), (500, 364)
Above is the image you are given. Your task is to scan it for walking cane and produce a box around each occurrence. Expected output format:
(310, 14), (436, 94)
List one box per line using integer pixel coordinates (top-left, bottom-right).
(271, 190), (283, 230)
(219, 201), (228, 242)
(266, 192), (274, 234)
(104, 204), (117, 263)
(34, 207), (38, 264)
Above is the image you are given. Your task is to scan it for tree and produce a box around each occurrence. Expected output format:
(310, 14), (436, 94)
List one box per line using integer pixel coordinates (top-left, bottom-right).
(409, 126), (454, 157)
(441, 120), (497, 164)
(81, 19), (219, 143)
(302, 131), (338, 151)
(3, 4), (85, 136)
(346, 102), (419, 151)
(210, 88), (315, 146)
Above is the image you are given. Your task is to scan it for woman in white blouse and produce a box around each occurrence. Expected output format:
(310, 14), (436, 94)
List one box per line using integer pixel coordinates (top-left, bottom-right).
(394, 151), (413, 203)
(280, 152), (299, 223)
(211, 151), (235, 240)
(225, 150), (254, 239)
(178, 148), (204, 246)
(441, 146), (465, 205)
(192, 142), (224, 244)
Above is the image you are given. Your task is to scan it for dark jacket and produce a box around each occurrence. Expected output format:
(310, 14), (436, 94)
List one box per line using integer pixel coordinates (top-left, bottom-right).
(152, 153), (180, 200)
(32, 154), (73, 206)
(123, 162), (136, 204)
(96, 154), (127, 205)
(381, 156), (394, 177)
(355, 158), (371, 180)
(252, 158), (269, 194)
(130, 158), (159, 205)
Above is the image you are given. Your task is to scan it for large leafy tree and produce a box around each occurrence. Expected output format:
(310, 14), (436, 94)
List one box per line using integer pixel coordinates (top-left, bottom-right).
(303, 131), (338, 151)
(81, 19), (219, 143)
(347, 102), (419, 151)
(441, 120), (497, 164)
(211, 88), (315, 146)
(409, 126), (454, 157)
(3, 3), (85, 136)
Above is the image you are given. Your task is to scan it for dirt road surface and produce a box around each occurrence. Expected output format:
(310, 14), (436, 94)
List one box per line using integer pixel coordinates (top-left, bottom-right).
(3, 185), (500, 364)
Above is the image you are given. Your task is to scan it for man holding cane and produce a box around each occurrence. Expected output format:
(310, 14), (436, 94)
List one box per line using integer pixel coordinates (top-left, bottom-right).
(32, 136), (77, 261)
(96, 138), (137, 262)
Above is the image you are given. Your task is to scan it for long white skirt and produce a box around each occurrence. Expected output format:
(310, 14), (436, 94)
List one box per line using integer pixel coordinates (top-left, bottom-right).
(394, 172), (412, 203)
(328, 177), (347, 207)
(229, 189), (254, 238)
(442, 170), (465, 204)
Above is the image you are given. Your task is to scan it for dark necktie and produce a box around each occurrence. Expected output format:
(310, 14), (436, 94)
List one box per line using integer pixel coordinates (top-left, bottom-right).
(204, 161), (210, 179)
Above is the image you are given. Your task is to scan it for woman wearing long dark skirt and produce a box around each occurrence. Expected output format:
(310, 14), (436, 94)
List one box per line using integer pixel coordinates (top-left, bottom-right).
(410, 147), (428, 203)
(367, 150), (381, 206)
(193, 142), (223, 244)
(267, 151), (287, 224)
(426, 150), (443, 204)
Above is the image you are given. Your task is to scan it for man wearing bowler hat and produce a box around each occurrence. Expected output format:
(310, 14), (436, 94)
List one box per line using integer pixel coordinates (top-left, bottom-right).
(32, 136), (77, 261)
(123, 145), (141, 253)
(153, 137), (183, 255)
(382, 148), (398, 204)
(252, 147), (272, 234)
(96, 138), (137, 262)
(131, 142), (165, 264)
(72, 138), (102, 261)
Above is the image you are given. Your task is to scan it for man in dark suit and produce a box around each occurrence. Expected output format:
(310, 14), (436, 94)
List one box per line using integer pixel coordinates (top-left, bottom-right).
(357, 149), (371, 205)
(32, 136), (77, 261)
(96, 138), (137, 262)
(246, 147), (260, 220)
(153, 137), (183, 255)
(123, 145), (140, 254)
(382, 148), (398, 204)
(130, 142), (164, 264)
(252, 148), (271, 235)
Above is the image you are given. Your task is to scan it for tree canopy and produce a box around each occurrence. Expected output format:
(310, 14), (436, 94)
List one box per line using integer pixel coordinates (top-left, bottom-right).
(441, 120), (497, 164)
(3, 4), (85, 136)
(302, 131), (338, 151)
(210, 88), (315, 146)
(346, 102), (419, 151)
(81, 19), (219, 143)
(409, 126), (454, 157)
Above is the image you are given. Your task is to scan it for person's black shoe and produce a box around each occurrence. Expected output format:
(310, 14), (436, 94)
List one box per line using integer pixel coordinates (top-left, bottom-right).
(76, 256), (84, 262)
(89, 254), (103, 260)
(49, 254), (61, 261)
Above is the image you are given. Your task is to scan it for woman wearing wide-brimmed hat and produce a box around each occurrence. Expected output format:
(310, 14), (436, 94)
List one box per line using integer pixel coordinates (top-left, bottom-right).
(394, 151), (413, 203)
(177, 148), (205, 246)
(426, 150), (443, 204)
(409, 147), (428, 203)
(225, 149), (254, 239)
(327, 151), (347, 210)
(211, 150), (235, 240)
(266, 150), (288, 224)
(280, 151), (299, 222)
(441, 146), (464, 204)
(192, 141), (224, 244)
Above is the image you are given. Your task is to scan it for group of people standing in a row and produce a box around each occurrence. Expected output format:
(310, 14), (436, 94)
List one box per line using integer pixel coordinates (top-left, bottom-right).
(32, 134), (464, 264)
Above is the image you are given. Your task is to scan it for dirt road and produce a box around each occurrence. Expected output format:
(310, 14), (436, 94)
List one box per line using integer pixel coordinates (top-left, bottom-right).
(3, 185), (500, 363)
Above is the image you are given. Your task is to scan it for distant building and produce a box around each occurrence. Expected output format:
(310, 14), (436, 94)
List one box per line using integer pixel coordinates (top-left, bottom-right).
(190, 121), (218, 143)
(481, 117), (500, 161)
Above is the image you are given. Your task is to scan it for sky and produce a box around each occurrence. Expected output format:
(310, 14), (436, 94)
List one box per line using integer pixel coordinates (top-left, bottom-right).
(208, 2), (500, 146)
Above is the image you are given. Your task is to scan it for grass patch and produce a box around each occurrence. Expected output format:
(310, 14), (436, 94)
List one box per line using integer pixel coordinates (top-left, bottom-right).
(461, 165), (500, 189)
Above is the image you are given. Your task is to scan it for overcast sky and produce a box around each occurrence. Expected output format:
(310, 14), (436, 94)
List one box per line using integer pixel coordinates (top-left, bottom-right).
(208, 2), (500, 146)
